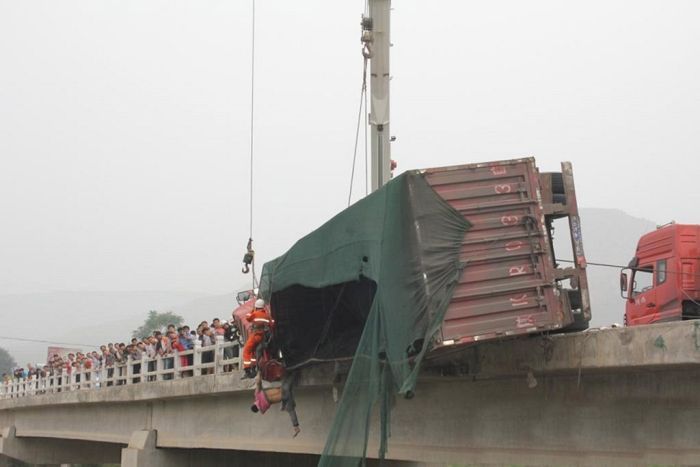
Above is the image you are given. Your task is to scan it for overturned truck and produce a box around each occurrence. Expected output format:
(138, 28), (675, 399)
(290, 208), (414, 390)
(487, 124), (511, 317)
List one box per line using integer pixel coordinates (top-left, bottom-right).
(250, 157), (591, 370)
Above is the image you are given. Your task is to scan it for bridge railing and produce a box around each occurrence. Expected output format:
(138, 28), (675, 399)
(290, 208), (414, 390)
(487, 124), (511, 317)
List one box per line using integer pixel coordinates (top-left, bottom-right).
(0, 336), (242, 400)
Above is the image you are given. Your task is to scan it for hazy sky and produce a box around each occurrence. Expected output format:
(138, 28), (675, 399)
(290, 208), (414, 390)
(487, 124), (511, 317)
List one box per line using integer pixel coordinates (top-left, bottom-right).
(1, 0), (699, 295)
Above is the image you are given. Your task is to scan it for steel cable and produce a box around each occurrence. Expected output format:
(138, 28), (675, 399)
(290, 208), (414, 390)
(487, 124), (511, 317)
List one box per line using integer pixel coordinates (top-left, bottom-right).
(348, 58), (369, 206)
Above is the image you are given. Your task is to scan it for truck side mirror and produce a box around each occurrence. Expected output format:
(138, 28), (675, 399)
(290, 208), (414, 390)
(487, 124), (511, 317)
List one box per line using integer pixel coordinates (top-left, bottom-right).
(619, 270), (629, 299)
(236, 290), (251, 306)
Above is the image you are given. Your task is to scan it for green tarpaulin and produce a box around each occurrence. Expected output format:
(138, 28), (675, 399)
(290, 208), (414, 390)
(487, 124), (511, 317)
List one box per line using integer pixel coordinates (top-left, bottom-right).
(260, 171), (470, 466)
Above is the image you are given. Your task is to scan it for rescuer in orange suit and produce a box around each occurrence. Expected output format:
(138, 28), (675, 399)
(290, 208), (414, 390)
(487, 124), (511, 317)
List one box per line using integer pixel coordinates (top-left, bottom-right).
(242, 298), (272, 379)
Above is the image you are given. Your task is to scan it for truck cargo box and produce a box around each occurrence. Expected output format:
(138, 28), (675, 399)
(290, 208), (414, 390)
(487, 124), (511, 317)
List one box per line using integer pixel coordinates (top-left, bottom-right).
(252, 157), (590, 369)
(425, 158), (589, 347)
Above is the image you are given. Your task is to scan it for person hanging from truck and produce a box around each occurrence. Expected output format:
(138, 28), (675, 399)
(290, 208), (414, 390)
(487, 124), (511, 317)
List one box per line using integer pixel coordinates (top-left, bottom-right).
(242, 298), (273, 379)
(250, 370), (301, 437)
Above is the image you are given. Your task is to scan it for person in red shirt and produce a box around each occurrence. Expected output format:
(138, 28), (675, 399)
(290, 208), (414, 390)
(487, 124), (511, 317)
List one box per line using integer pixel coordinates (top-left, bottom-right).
(242, 299), (272, 379)
(169, 331), (189, 377)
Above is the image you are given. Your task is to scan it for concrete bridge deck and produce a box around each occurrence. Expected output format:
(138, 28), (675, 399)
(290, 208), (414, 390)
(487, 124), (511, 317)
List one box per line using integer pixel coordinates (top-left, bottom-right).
(2, 320), (700, 466)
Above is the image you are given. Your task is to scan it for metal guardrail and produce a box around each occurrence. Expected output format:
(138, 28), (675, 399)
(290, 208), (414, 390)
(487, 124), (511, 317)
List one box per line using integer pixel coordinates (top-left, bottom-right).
(0, 336), (241, 399)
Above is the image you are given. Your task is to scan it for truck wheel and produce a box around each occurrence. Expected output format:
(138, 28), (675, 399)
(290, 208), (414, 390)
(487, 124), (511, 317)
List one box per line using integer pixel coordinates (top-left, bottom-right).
(550, 172), (565, 194)
(543, 172), (567, 205)
(563, 312), (590, 332)
(561, 289), (589, 332)
(567, 289), (582, 310)
(553, 193), (567, 205)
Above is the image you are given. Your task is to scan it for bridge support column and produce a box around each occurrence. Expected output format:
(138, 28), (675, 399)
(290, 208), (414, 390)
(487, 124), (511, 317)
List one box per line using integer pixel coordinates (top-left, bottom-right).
(121, 430), (188, 467)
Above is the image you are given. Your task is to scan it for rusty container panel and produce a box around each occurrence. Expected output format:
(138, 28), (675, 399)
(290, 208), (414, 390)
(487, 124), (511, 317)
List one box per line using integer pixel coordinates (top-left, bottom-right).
(424, 158), (568, 345)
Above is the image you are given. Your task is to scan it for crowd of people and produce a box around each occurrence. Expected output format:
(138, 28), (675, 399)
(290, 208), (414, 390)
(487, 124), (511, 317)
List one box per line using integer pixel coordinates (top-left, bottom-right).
(2, 318), (241, 385)
(2, 301), (301, 437)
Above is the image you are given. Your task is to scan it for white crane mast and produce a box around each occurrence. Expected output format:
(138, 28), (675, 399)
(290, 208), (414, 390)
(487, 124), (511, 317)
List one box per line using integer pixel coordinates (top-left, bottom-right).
(363, 0), (392, 192)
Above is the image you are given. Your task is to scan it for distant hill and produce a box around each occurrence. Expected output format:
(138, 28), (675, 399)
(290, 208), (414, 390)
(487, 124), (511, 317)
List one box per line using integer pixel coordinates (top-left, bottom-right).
(0, 290), (206, 365)
(553, 208), (656, 327)
(0, 208), (657, 365)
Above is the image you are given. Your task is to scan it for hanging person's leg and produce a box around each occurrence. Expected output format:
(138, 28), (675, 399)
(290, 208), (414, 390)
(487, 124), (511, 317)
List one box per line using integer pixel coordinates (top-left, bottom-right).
(281, 371), (300, 437)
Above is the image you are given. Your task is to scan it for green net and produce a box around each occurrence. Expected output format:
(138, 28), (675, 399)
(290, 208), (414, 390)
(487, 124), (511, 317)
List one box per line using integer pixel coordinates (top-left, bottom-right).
(260, 171), (470, 466)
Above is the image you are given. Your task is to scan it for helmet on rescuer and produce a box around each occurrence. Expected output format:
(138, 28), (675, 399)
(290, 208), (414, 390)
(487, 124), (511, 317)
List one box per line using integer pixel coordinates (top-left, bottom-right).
(254, 299), (265, 309)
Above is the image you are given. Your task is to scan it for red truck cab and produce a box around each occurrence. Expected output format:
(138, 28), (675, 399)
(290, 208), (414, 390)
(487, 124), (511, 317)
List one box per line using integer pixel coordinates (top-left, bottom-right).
(621, 223), (700, 326)
(232, 290), (258, 344)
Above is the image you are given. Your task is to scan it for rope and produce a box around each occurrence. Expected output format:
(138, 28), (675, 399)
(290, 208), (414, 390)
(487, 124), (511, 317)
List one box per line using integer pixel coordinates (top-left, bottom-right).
(348, 57), (369, 206)
(557, 259), (700, 279)
(252, 256), (259, 290)
(559, 258), (700, 319)
(245, 0), (259, 290)
(248, 0), (256, 240)
(364, 72), (369, 196)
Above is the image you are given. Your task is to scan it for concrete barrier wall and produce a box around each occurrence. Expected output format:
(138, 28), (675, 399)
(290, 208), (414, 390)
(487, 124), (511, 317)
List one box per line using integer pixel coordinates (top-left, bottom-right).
(2, 368), (700, 465)
(2, 321), (700, 465)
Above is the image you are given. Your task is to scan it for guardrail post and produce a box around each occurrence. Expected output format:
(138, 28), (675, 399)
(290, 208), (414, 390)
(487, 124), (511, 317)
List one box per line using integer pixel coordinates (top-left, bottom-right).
(235, 344), (242, 371)
(126, 357), (133, 385)
(156, 354), (163, 381)
(215, 335), (225, 375)
(146, 356), (154, 382)
(173, 350), (182, 380)
(140, 353), (147, 384)
(193, 339), (202, 377)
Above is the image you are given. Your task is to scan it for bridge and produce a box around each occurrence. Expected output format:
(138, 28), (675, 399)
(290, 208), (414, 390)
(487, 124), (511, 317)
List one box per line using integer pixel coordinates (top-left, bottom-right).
(2, 321), (700, 466)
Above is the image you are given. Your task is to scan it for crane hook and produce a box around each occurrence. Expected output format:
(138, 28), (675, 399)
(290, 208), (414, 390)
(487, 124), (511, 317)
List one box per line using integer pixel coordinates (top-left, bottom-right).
(242, 238), (254, 274)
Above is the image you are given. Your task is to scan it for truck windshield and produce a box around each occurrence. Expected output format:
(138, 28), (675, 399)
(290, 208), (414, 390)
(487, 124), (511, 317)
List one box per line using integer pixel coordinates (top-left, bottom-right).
(632, 266), (654, 296)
